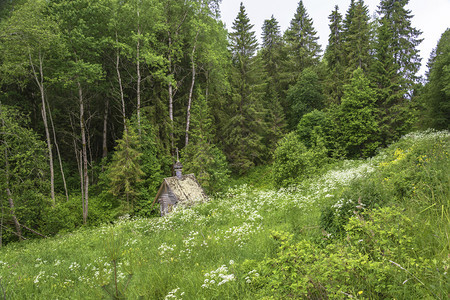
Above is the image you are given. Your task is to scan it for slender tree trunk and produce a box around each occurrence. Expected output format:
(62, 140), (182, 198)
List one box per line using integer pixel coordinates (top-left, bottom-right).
(30, 52), (55, 203)
(102, 98), (109, 169)
(78, 149), (84, 211)
(205, 69), (209, 103)
(166, 11), (188, 154)
(1, 104), (22, 242)
(168, 34), (175, 153)
(6, 188), (22, 241)
(115, 32), (127, 133)
(185, 31), (199, 147)
(78, 82), (89, 225)
(70, 115), (84, 205)
(2, 116), (22, 241)
(47, 99), (69, 202)
(0, 200), (3, 247)
(136, 7), (142, 136)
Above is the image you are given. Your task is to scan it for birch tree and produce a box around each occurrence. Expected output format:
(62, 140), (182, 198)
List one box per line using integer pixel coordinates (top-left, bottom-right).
(0, 0), (63, 204)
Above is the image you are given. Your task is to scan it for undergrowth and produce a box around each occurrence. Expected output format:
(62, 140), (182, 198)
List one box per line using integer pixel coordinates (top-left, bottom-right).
(0, 130), (448, 299)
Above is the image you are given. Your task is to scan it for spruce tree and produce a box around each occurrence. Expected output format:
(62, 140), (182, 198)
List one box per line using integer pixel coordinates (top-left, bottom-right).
(260, 15), (287, 158)
(229, 2), (258, 67)
(182, 91), (230, 193)
(261, 15), (283, 81)
(284, 0), (321, 82)
(422, 29), (450, 130)
(324, 5), (345, 105)
(342, 0), (373, 78)
(377, 0), (422, 95)
(135, 114), (169, 216)
(225, 2), (267, 173)
(374, 0), (423, 144)
(371, 21), (407, 145)
(107, 124), (144, 212)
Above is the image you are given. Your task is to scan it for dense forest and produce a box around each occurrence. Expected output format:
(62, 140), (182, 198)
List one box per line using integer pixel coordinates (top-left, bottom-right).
(0, 0), (449, 246)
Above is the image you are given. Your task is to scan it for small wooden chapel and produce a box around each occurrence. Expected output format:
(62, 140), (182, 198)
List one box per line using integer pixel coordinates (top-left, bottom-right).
(152, 159), (208, 216)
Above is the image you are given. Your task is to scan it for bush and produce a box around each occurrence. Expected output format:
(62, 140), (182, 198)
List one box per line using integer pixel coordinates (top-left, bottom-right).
(297, 109), (334, 151)
(272, 132), (327, 188)
(321, 130), (450, 235)
(256, 208), (443, 299)
(272, 132), (312, 187)
(41, 196), (82, 235)
(320, 174), (390, 235)
(182, 143), (230, 195)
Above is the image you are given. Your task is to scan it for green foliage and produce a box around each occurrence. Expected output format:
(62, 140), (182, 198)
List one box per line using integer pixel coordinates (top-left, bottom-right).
(342, 0), (373, 76)
(272, 132), (327, 188)
(320, 173), (390, 235)
(0, 0), (62, 86)
(0, 131), (448, 299)
(107, 122), (144, 212)
(324, 5), (345, 105)
(284, 0), (321, 77)
(0, 104), (50, 244)
(286, 67), (324, 129)
(377, 0), (423, 93)
(322, 130), (449, 236)
(422, 29), (450, 130)
(229, 2), (258, 65)
(260, 16), (287, 157)
(261, 16), (283, 79)
(228, 165), (273, 190)
(297, 109), (333, 151)
(224, 3), (267, 173)
(335, 68), (380, 158)
(182, 91), (230, 194)
(258, 206), (442, 299)
(134, 115), (169, 217)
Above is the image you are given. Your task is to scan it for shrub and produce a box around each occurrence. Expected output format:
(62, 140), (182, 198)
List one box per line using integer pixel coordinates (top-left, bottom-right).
(257, 208), (443, 299)
(272, 132), (313, 187)
(297, 109), (334, 151)
(272, 132), (329, 188)
(320, 174), (390, 235)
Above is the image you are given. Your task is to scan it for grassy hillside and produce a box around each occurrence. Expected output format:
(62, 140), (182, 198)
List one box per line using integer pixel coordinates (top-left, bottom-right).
(0, 130), (449, 299)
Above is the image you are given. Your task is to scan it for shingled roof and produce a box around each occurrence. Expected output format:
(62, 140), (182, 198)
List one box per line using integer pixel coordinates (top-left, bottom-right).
(152, 173), (208, 216)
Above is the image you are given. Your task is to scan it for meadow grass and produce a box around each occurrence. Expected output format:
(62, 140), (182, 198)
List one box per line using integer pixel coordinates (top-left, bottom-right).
(0, 130), (448, 299)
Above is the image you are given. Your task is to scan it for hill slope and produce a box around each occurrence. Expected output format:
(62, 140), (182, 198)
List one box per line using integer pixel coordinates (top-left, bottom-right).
(0, 130), (449, 299)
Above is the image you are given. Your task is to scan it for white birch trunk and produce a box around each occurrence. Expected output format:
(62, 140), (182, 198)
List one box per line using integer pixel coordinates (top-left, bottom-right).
(185, 31), (199, 147)
(136, 7), (142, 135)
(47, 99), (69, 202)
(30, 51), (55, 203)
(78, 82), (89, 225)
(115, 33), (127, 133)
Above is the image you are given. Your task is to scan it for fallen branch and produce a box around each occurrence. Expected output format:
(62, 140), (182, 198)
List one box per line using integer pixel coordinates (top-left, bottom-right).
(20, 224), (48, 238)
(0, 224), (27, 240)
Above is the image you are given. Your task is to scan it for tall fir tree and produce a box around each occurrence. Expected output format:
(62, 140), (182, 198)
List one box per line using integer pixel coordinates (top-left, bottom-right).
(371, 20), (406, 145)
(374, 0), (423, 144)
(260, 15), (287, 159)
(134, 113), (170, 216)
(342, 0), (373, 78)
(225, 2), (267, 173)
(107, 123), (144, 212)
(261, 16), (283, 81)
(284, 0), (321, 83)
(377, 0), (422, 95)
(182, 90), (230, 193)
(324, 5), (345, 105)
(422, 29), (450, 130)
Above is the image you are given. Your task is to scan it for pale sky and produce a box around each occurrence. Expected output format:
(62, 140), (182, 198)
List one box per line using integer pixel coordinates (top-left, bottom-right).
(219, 0), (450, 76)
